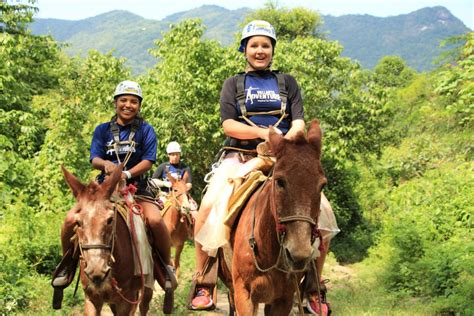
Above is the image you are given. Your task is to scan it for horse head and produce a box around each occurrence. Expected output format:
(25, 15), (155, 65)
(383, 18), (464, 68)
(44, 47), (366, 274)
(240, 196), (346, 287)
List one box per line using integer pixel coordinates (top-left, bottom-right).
(166, 172), (191, 213)
(267, 120), (327, 271)
(62, 165), (123, 287)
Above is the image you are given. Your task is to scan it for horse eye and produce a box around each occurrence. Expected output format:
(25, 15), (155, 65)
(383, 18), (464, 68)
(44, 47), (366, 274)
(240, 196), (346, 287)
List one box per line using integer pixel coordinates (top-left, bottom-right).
(276, 178), (286, 189)
(106, 217), (113, 225)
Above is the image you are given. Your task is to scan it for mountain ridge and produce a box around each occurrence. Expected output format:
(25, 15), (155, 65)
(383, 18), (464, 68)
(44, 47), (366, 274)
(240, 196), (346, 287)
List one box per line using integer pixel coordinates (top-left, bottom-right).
(29, 5), (471, 74)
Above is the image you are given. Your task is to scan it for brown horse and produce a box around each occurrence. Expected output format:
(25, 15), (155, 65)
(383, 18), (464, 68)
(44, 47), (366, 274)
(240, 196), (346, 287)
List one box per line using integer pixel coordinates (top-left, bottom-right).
(61, 165), (154, 315)
(226, 120), (326, 315)
(161, 173), (194, 279)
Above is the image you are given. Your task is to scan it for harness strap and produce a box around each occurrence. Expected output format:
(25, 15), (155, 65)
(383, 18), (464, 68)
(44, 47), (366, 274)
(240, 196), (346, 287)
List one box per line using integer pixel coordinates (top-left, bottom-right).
(236, 74), (247, 117)
(109, 117), (143, 145)
(108, 117), (142, 168)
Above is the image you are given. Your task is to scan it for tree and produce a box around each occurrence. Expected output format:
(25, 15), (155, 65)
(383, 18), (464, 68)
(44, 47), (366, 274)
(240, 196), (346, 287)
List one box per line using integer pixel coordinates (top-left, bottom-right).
(434, 32), (473, 127)
(374, 56), (416, 89)
(143, 19), (236, 194)
(245, 1), (323, 41)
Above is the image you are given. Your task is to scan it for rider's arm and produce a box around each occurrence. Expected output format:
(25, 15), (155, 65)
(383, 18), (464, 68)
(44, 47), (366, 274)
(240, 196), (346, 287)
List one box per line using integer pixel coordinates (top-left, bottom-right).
(183, 168), (193, 191)
(285, 119), (305, 140)
(284, 74), (305, 141)
(127, 160), (153, 178)
(92, 157), (153, 179)
(222, 119), (272, 141)
(92, 157), (116, 174)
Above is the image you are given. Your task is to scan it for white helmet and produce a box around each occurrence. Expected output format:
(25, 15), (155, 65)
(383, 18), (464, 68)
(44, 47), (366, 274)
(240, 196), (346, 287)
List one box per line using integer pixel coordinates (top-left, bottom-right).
(113, 80), (143, 100)
(239, 20), (277, 52)
(166, 141), (181, 154)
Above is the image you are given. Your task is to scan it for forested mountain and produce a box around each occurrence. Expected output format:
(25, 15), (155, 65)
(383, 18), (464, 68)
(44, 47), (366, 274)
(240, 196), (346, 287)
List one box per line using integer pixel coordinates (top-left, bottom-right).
(29, 5), (470, 74)
(321, 6), (470, 70)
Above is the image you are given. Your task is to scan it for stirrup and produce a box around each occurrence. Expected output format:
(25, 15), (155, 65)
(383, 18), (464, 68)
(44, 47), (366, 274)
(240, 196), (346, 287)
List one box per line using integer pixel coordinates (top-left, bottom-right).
(52, 269), (69, 287)
(165, 265), (178, 290)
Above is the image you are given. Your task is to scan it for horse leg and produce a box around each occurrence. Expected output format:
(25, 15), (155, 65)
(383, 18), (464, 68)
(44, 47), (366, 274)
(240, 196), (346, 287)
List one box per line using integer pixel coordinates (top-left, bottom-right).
(174, 242), (184, 280)
(233, 279), (257, 316)
(115, 299), (136, 315)
(139, 287), (153, 316)
(84, 297), (102, 316)
(227, 290), (236, 316)
(264, 298), (293, 316)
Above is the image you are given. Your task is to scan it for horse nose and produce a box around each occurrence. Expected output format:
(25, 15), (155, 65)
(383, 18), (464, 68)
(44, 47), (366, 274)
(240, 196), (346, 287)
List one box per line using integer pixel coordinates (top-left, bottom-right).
(85, 264), (111, 285)
(285, 244), (313, 267)
(92, 275), (104, 285)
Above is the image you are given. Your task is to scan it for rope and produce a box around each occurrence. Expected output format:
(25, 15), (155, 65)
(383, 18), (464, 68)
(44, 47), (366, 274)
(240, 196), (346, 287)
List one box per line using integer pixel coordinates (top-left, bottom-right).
(293, 275), (305, 315)
(113, 141), (136, 171)
(311, 260), (323, 316)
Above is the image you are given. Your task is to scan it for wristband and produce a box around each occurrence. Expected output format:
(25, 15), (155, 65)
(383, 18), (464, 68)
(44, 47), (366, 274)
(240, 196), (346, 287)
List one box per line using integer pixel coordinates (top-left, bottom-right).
(123, 170), (132, 179)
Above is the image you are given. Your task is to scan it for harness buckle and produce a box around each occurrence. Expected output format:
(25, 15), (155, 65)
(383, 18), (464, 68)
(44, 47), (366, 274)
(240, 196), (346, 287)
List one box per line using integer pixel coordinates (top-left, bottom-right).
(249, 237), (257, 250)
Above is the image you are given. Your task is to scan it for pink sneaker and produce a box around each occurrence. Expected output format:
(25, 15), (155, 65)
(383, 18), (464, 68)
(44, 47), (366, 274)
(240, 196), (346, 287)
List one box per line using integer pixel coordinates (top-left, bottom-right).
(307, 292), (330, 316)
(191, 287), (214, 310)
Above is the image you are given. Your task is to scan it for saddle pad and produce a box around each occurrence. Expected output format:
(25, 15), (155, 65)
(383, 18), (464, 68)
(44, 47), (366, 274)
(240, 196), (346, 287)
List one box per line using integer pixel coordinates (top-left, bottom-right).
(224, 170), (268, 227)
(115, 194), (155, 289)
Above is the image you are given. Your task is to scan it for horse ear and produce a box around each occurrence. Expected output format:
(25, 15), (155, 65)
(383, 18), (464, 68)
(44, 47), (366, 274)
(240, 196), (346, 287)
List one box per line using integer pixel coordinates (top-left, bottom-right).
(61, 165), (85, 200)
(166, 172), (176, 185)
(101, 164), (123, 198)
(268, 126), (285, 156)
(307, 120), (322, 159)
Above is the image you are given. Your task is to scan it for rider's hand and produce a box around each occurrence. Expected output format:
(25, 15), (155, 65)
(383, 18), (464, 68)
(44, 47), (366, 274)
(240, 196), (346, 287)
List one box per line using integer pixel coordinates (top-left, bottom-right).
(259, 126), (282, 141)
(103, 161), (117, 175)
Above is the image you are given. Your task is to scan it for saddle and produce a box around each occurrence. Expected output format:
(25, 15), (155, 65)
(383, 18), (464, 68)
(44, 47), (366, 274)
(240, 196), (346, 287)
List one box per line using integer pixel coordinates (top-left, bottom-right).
(224, 170), (268, 228)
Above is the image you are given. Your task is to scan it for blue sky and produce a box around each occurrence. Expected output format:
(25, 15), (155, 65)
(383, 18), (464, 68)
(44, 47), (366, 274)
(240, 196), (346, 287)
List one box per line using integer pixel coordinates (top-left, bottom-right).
(30, 0), (473, 29)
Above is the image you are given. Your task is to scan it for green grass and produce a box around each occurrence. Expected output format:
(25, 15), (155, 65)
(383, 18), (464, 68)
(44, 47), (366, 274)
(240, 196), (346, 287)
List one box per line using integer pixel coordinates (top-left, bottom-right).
(326, 254), (438, 315)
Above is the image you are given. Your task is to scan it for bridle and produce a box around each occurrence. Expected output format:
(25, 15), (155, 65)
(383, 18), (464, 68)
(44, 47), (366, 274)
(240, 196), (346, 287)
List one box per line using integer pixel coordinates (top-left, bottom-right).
(248, 167), (322, 274)
(78, 205), (118, 265)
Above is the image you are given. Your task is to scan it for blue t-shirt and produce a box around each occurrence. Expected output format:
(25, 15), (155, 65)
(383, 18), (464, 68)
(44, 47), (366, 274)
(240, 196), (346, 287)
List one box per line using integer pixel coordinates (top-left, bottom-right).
(220, 71), (304, 135)
(90, 120), (157, 178)
(240, 74), (290, 132)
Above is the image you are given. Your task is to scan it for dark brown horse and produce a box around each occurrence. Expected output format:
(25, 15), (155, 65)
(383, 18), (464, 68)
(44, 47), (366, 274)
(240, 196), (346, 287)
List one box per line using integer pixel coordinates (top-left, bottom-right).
(61, 166), (154, 315)
(225, 120), (326, 315)
(161, 173), (194, 279)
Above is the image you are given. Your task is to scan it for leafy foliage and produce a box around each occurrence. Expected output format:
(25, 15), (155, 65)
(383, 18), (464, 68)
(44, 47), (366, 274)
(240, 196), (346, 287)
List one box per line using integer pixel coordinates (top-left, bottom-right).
(1, 3), (472, 314)
(434, 32), (474, 127)
(356, 37), (474, 314)
(245, 1), (323, 40)
(143, 19), (234, 194)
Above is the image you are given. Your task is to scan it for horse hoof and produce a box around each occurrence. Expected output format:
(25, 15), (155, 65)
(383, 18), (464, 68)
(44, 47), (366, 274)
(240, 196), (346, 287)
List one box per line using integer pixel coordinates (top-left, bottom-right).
(163, 286), (174, 314)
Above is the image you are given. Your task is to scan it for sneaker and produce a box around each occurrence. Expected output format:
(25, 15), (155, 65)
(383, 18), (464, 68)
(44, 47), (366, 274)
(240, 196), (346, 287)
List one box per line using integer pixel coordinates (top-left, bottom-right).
(306, 292), (329, 316)
(191, 287), (213, 310)
(52, 269), (68, 287)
